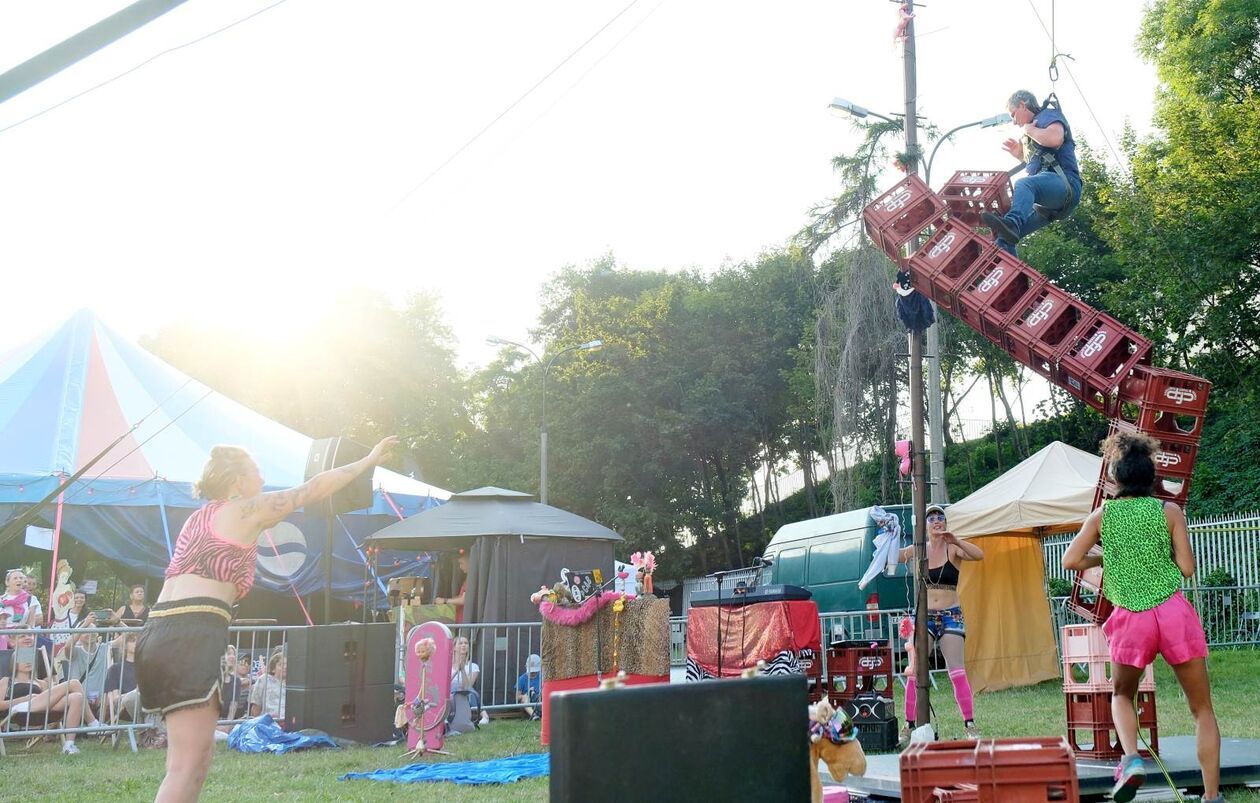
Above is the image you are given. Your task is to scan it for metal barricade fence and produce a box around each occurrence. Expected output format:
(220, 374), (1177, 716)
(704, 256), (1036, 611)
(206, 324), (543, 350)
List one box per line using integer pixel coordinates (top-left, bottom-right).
(443, 621), (543, 714)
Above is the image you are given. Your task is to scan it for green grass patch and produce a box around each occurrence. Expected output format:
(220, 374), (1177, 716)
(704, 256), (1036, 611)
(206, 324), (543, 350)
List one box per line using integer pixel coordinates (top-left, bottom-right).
(2, 651), (1258, 801)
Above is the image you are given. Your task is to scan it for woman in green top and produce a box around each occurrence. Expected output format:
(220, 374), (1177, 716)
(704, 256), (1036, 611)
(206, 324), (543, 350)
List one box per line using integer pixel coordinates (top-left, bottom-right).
(1063, 431), (1220, 803)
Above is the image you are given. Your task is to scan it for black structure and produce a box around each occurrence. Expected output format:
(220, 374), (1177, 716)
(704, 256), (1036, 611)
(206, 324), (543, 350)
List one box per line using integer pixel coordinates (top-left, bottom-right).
(283, 623), (394, 744)
(549, 675), (808, 802)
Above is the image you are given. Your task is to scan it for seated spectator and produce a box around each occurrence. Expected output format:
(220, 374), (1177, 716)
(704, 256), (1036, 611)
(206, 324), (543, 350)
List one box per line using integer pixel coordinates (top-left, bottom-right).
(450, 636), (488, 726)
(2, 569), (43, 629)
(112, 584), (150, 625)
(248, 650), (286, 720)
(516, 653), (542, 720)
(1, 633), (100, 754)
(103, 633), (139, 723)
(52, 591), (91, 655)
(220, 645), (248, 722)
(63, 612), (112, 711)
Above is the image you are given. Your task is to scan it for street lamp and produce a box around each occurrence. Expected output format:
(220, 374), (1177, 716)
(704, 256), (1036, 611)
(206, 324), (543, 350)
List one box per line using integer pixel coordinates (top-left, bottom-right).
(924, 112), (1012, 185)
(486, 336), (604, 505)
(828, 97), (898, 124)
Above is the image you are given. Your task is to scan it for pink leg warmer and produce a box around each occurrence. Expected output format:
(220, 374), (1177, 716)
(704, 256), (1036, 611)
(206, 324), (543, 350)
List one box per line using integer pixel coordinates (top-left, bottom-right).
(949, 668), (974, 721)
(904, 678), (917, 724)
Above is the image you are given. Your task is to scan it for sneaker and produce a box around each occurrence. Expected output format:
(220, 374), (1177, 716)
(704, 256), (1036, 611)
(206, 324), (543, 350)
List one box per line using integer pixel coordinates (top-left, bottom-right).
(898, 723), (912, 748)
(1110, 754), (1146, 803)
(964, 721), (981, 741)
(479, 711), (490, 726)
(61, 741), (81, 755)
(980, 212), (1021, 244)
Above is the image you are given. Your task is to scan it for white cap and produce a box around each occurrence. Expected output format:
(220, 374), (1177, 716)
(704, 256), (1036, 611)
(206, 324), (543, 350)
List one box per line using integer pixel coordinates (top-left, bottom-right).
(526, 653), (542, 673)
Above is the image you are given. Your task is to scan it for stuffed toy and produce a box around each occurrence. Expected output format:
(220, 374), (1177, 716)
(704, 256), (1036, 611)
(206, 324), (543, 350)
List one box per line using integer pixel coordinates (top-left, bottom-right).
(808, 701), (867, 803)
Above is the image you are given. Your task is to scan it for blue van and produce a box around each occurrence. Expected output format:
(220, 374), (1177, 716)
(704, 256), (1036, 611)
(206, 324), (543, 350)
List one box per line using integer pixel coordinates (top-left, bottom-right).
(762, 504), (916, 617)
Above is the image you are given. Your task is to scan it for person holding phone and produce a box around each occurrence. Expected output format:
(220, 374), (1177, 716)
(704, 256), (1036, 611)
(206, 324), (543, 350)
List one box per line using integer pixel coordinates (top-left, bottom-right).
(136, 436), (396, 802)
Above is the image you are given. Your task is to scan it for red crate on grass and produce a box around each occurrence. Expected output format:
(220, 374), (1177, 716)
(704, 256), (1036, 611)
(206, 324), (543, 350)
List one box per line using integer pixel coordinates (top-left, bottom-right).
(900, 737), (1080, 803)
(1117, 365), (1211, 414)
(1066, 690), (1159, 760)
(1065, 690), (1157, 727)
(955, 251), (1047, 344)
(863, 175), (949, 264)
(906, 218), (994, 312)
(938, 170), (1013, 227)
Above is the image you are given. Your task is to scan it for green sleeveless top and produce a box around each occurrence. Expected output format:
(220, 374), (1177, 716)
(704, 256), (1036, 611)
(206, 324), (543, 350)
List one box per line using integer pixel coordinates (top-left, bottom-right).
(1100, 496), (1183, 612)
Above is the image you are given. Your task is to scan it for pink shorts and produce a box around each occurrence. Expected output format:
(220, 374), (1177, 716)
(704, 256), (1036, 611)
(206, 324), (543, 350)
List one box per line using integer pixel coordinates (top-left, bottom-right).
(1103, 590), (1208, 668)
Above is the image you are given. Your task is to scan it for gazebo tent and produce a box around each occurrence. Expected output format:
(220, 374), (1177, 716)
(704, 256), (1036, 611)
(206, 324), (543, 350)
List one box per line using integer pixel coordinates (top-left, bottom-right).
(0, 310), (451, 615)
(366, 487), (622, 625)
(947, 441), (1102, 692)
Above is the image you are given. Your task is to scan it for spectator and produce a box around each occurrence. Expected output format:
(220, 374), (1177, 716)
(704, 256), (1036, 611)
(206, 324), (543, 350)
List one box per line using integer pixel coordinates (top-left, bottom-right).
(435, 552), (470, 623)
(450, 636), (488, 726)
(0, 633), (100, 754)
(2, 569), (42, 629)
(64, 612), (113, 712)
(248, 650), (286, 720)
(516, 653), (542, 720)
(220, 645), (247, 721)
(113, 584), (150, 625)
(53, 591), (92, 653)
(104, 633), (139, 723)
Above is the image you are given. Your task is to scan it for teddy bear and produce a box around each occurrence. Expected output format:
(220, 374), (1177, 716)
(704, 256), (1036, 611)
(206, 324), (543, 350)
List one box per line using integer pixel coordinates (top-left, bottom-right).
(808, 700), (868, 803)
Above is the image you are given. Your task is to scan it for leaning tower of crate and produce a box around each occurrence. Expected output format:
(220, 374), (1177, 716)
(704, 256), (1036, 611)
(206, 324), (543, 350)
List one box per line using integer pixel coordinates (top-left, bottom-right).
(863, 171), (1213, 761)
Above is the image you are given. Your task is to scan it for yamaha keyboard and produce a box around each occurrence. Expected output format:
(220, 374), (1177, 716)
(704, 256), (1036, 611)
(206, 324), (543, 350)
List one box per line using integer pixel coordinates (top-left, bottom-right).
(690, 584), (812, 607)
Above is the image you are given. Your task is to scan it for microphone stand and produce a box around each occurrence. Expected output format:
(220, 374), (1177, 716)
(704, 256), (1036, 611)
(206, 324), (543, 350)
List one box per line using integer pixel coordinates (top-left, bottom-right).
(707, 568), (737, 679)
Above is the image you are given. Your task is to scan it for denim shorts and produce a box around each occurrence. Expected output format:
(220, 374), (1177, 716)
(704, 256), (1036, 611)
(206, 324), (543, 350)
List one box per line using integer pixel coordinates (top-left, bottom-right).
(925, 607), (966, 639)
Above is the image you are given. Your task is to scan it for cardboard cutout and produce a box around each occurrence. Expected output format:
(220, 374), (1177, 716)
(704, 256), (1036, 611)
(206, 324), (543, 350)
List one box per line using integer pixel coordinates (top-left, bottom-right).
(405, 621), (453, 755)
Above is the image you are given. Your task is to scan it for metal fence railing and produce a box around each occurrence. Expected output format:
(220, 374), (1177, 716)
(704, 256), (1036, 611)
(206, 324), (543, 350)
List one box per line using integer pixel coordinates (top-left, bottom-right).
(443, 622), (542, 714)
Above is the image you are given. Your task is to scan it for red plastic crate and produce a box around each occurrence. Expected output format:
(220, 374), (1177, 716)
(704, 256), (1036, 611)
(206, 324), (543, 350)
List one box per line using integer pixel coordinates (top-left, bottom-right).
(1117, 365), (1211, 415)
(1066, 569), (1113, 625)
(1059, 314), (1153, 389)
(1003, 286), (1097, 374)
(826, 643), (895, 697)
(932, 783), (980, 802)
(900, 737), (1080, 803)
(938, 170), (1013, 227)
(1063, 658), (1155, 693)
(863, 175), (949, 264)
(1107, 420), (1199, 480)
(1115, 401), (1205, 445)
(1060, 624), (1109, 663)
(906, 218), (995, 312)
(1065, 690), (1157, 727)
(954, 255), (1045, 345)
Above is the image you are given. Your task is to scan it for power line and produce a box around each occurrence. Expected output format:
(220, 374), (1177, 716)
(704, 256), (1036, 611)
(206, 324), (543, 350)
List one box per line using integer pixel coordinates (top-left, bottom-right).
(0, 0), (292, 138)
(387, 0), (643, 214)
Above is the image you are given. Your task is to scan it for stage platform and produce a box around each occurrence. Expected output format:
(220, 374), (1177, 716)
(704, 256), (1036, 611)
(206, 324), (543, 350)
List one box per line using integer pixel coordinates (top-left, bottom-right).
(825, 736), (1260, 800)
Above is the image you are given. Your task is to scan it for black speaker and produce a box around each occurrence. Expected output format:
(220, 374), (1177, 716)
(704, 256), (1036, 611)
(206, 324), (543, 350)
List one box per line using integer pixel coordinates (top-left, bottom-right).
(284, 683), (394, 744)
(304, 437), (373, 516)
(284, 623), (394, 689)
(550, 675), (809, 802)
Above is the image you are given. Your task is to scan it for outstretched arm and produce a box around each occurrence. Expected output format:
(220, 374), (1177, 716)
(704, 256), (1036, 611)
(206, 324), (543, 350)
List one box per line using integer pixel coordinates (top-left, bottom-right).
(234, 436), (397, 532)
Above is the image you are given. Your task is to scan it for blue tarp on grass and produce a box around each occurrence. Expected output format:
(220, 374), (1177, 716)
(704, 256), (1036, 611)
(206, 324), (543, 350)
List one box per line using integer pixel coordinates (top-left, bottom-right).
(340, 753), (550, 785)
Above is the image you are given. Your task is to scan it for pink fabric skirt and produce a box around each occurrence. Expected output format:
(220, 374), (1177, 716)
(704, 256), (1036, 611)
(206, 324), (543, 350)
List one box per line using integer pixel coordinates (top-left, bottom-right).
(1103, 590), (1207, 668)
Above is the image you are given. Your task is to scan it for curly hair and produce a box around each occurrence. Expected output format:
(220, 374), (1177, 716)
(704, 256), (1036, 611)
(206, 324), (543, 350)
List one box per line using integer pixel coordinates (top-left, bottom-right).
(1102, 430), (1159, 497)
(194, 445), (255, 500)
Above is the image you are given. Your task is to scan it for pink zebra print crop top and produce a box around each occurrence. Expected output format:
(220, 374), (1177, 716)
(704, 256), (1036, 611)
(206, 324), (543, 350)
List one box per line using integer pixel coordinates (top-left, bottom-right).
(165, 501), (257, 600)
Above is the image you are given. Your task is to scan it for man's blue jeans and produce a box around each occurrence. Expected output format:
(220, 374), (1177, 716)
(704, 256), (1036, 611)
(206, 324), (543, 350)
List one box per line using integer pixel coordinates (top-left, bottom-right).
(996, 172), (1079, 255)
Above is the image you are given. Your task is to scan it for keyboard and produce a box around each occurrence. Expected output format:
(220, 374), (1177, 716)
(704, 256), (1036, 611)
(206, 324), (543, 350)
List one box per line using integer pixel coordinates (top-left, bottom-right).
(690, 584), (812, 607)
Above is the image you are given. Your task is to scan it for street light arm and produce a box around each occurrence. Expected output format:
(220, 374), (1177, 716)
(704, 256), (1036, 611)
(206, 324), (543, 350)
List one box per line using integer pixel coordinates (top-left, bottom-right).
(486, 335), (541, 364)
(924, 113), (1012, 186)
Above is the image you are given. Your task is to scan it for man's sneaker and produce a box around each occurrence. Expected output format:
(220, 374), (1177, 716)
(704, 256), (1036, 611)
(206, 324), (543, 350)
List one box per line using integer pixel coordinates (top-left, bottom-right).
(981, 212), (1021, 244)
(61, 741), (81, 755)
(479, 711), (491, 726)
(964, 721), (981, 741)
(1111, 754), (1146, 803)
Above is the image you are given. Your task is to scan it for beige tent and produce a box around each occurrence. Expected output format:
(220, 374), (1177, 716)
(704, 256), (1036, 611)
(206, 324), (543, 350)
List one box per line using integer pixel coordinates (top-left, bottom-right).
(947, 441), (1102, 691)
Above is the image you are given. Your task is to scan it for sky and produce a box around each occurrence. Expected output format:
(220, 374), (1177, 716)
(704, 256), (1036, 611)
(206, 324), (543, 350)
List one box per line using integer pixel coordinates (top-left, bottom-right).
(0, 0), (1159, 428)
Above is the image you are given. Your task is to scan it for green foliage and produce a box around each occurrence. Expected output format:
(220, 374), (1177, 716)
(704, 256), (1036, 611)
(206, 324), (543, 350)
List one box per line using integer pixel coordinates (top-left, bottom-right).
(1203, 566), (1238, 587)
(1046, 577), (1073, 598)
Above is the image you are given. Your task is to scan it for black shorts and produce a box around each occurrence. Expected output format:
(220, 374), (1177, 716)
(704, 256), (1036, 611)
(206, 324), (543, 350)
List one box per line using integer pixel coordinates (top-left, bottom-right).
(136, 597), (230, 716)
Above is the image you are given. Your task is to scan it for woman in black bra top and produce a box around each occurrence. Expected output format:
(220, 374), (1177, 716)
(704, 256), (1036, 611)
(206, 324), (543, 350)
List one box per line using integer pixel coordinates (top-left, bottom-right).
(895, 504), (985, 742)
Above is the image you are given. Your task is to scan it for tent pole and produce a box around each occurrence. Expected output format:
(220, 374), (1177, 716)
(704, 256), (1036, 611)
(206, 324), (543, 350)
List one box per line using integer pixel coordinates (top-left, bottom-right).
(45, 478), (66, 626)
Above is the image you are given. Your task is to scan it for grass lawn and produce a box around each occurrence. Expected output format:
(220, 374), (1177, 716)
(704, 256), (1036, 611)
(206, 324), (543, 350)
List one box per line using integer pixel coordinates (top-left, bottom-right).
(2, 651), (1257, 801)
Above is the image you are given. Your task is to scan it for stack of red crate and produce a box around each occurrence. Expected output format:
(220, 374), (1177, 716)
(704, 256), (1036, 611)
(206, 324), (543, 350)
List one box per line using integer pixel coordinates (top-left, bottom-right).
(900, 737), (1080, 803)
(937, 170), (1013, 227)
(1061, 624), (1158, 759)
(1065, 566), (1113, 624)
(825, 641), (894, 707)
(1090, 365), (1212, 508)
(862, 174), (949, 265)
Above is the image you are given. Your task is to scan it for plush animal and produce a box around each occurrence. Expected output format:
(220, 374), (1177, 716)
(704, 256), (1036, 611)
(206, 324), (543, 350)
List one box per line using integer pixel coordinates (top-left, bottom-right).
(809, 701), (867, 803)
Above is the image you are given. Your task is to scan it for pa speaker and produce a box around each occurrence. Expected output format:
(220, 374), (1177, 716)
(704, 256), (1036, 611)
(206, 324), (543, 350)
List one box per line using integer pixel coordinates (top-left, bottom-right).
(284, 683), (394, 744)
(304, 437), (373, 516)
(284, 623), (394, 689)
(550, 675), (808, 803)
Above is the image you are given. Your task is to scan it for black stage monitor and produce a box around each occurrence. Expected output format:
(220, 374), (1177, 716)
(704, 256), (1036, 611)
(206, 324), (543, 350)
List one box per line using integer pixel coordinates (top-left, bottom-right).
(304, 437), (373, 516)
(550, 674), (809, 802)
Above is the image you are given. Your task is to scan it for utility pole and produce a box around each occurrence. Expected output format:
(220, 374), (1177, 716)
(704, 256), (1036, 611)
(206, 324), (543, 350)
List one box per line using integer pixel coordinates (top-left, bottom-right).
(901, 0), (932, 732)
